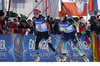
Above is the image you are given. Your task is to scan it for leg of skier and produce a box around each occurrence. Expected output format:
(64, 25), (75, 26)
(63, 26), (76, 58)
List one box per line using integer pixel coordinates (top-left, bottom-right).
(60, 32), (71, 62)
(44, 36), (61, 62)
(34, 36), (42, 62)
(70, 31), (89, 62)
(61, 39), (67, 62)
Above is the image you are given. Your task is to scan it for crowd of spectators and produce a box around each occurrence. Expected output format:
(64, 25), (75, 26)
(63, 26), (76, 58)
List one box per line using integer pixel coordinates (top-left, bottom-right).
(0, 10), (100, 38)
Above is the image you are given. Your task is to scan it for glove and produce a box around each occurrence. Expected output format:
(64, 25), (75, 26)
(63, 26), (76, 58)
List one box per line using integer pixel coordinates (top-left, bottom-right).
(50, 30), (54, 34)
(77, 32), (82, 39)
(61, 31), (64, 35)
(34, 30), (38, 35)
(47, 16), (53, 24)
(4, 31), (8, 34)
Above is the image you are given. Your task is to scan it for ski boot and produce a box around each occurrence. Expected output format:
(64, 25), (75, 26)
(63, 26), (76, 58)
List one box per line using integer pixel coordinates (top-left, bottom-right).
(55, 54), (62, 62)
(82, 55), (89, 62)
(34, 54), (40, 62)
(61, 54), (66, 62)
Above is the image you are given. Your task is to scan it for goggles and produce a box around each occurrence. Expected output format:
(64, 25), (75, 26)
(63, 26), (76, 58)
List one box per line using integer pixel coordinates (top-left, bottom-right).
(34, 13), (38, 15)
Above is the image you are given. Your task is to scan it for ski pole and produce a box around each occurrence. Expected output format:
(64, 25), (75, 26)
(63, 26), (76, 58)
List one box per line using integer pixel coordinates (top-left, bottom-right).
(76, 35), (95, 58)
(79, 38), (95, 57)
(33, 34), (52, 55)
(27, 0), (43, 17)
(40, 40), (52, 55)
(66, 51), (71, 58)
(67, 41), (73, 51)
(49, 1), (71, 57)
(51, 34), (59, 42)
(53, 1), (59, 18)
(42, 41), (52, 55)
(60, 34), (73, 51)
(43, 45), (52, 55)
(51, 34), (71, 57)
(61, 3), (67, 15)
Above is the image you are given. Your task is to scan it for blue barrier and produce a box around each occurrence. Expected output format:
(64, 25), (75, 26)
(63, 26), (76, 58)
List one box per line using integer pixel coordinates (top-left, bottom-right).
(13, 34), (24, 62)
(23, 34), (60, 62)
(23, 34), (93, 62)
(0, 34), (15, 62)
(0, 33), (93, 62)
(65, 35), (93, 62)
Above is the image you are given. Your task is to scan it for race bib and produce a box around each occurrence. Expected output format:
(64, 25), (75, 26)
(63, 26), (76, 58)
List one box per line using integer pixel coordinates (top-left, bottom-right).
(36, 23), (47, 30)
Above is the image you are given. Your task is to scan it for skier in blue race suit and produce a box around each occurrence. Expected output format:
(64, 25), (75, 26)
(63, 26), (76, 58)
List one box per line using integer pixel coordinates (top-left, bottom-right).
(57, 11), (89, 62)
(32, 9), (61, 62)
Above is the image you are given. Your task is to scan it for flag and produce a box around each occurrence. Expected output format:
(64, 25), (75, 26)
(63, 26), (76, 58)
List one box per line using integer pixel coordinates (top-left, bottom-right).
(89, 0), (93, 12)
(93, 0), (98, 11)
(44, 0), (49, 12)
(61, 0), (88, 17)
(92, 34), (99, 62)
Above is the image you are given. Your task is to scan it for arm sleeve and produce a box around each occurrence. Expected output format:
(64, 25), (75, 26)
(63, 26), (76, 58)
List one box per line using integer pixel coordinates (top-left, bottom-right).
(68, 19), (75, 25)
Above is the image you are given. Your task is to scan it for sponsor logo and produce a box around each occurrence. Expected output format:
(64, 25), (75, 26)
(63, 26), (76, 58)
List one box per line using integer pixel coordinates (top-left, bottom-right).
(29, 39), (49, 50)
(0, 40), (7, 51)
(73, 39), (76, 42)
(15, 38), (21, 49)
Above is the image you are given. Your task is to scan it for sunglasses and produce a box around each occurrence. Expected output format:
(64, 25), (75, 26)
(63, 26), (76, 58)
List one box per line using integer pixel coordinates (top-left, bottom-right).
(34, 13), (38, 15)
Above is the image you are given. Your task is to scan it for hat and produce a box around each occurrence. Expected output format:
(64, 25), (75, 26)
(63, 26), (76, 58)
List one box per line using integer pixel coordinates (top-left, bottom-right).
(27, 19), (32, 23)
(13, 18), (18, 22)
(58, 11), (66, 17)
(20, 19), (27, 23)
(10, 11), (18, 17)
(8, 17), (14, 23)
(80, 18), (86, 23)
(73, 17), (80, 22)
(97, 15), (100, 21)
(33, 9), (41, 14)
(89, 16), (97, 22)
(0, 10), (5, 17)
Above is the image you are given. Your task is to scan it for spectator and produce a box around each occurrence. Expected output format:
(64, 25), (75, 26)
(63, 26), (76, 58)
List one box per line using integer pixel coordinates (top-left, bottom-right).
(7, 17), (18, 33)
(18, 20), (29, 29)
(89, 16), (98, 34)
(0, 10), (7, 34)
(97, 15), (100, 22)
(73, 17), (80, 25)
(27, 19), (33, 28)
(18, 20), (29, 34)
(27, 19), (34, 33)
(80, 18), (91, 45)
(73, 17), (80, 32)
(73, 17), (86, 38)
(13, 18), (19, 25)
(96, 22), (100, 52)
(79, 18), (86, 34)
(96, 22), (100, 34)
(52, 19), (62, 34)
